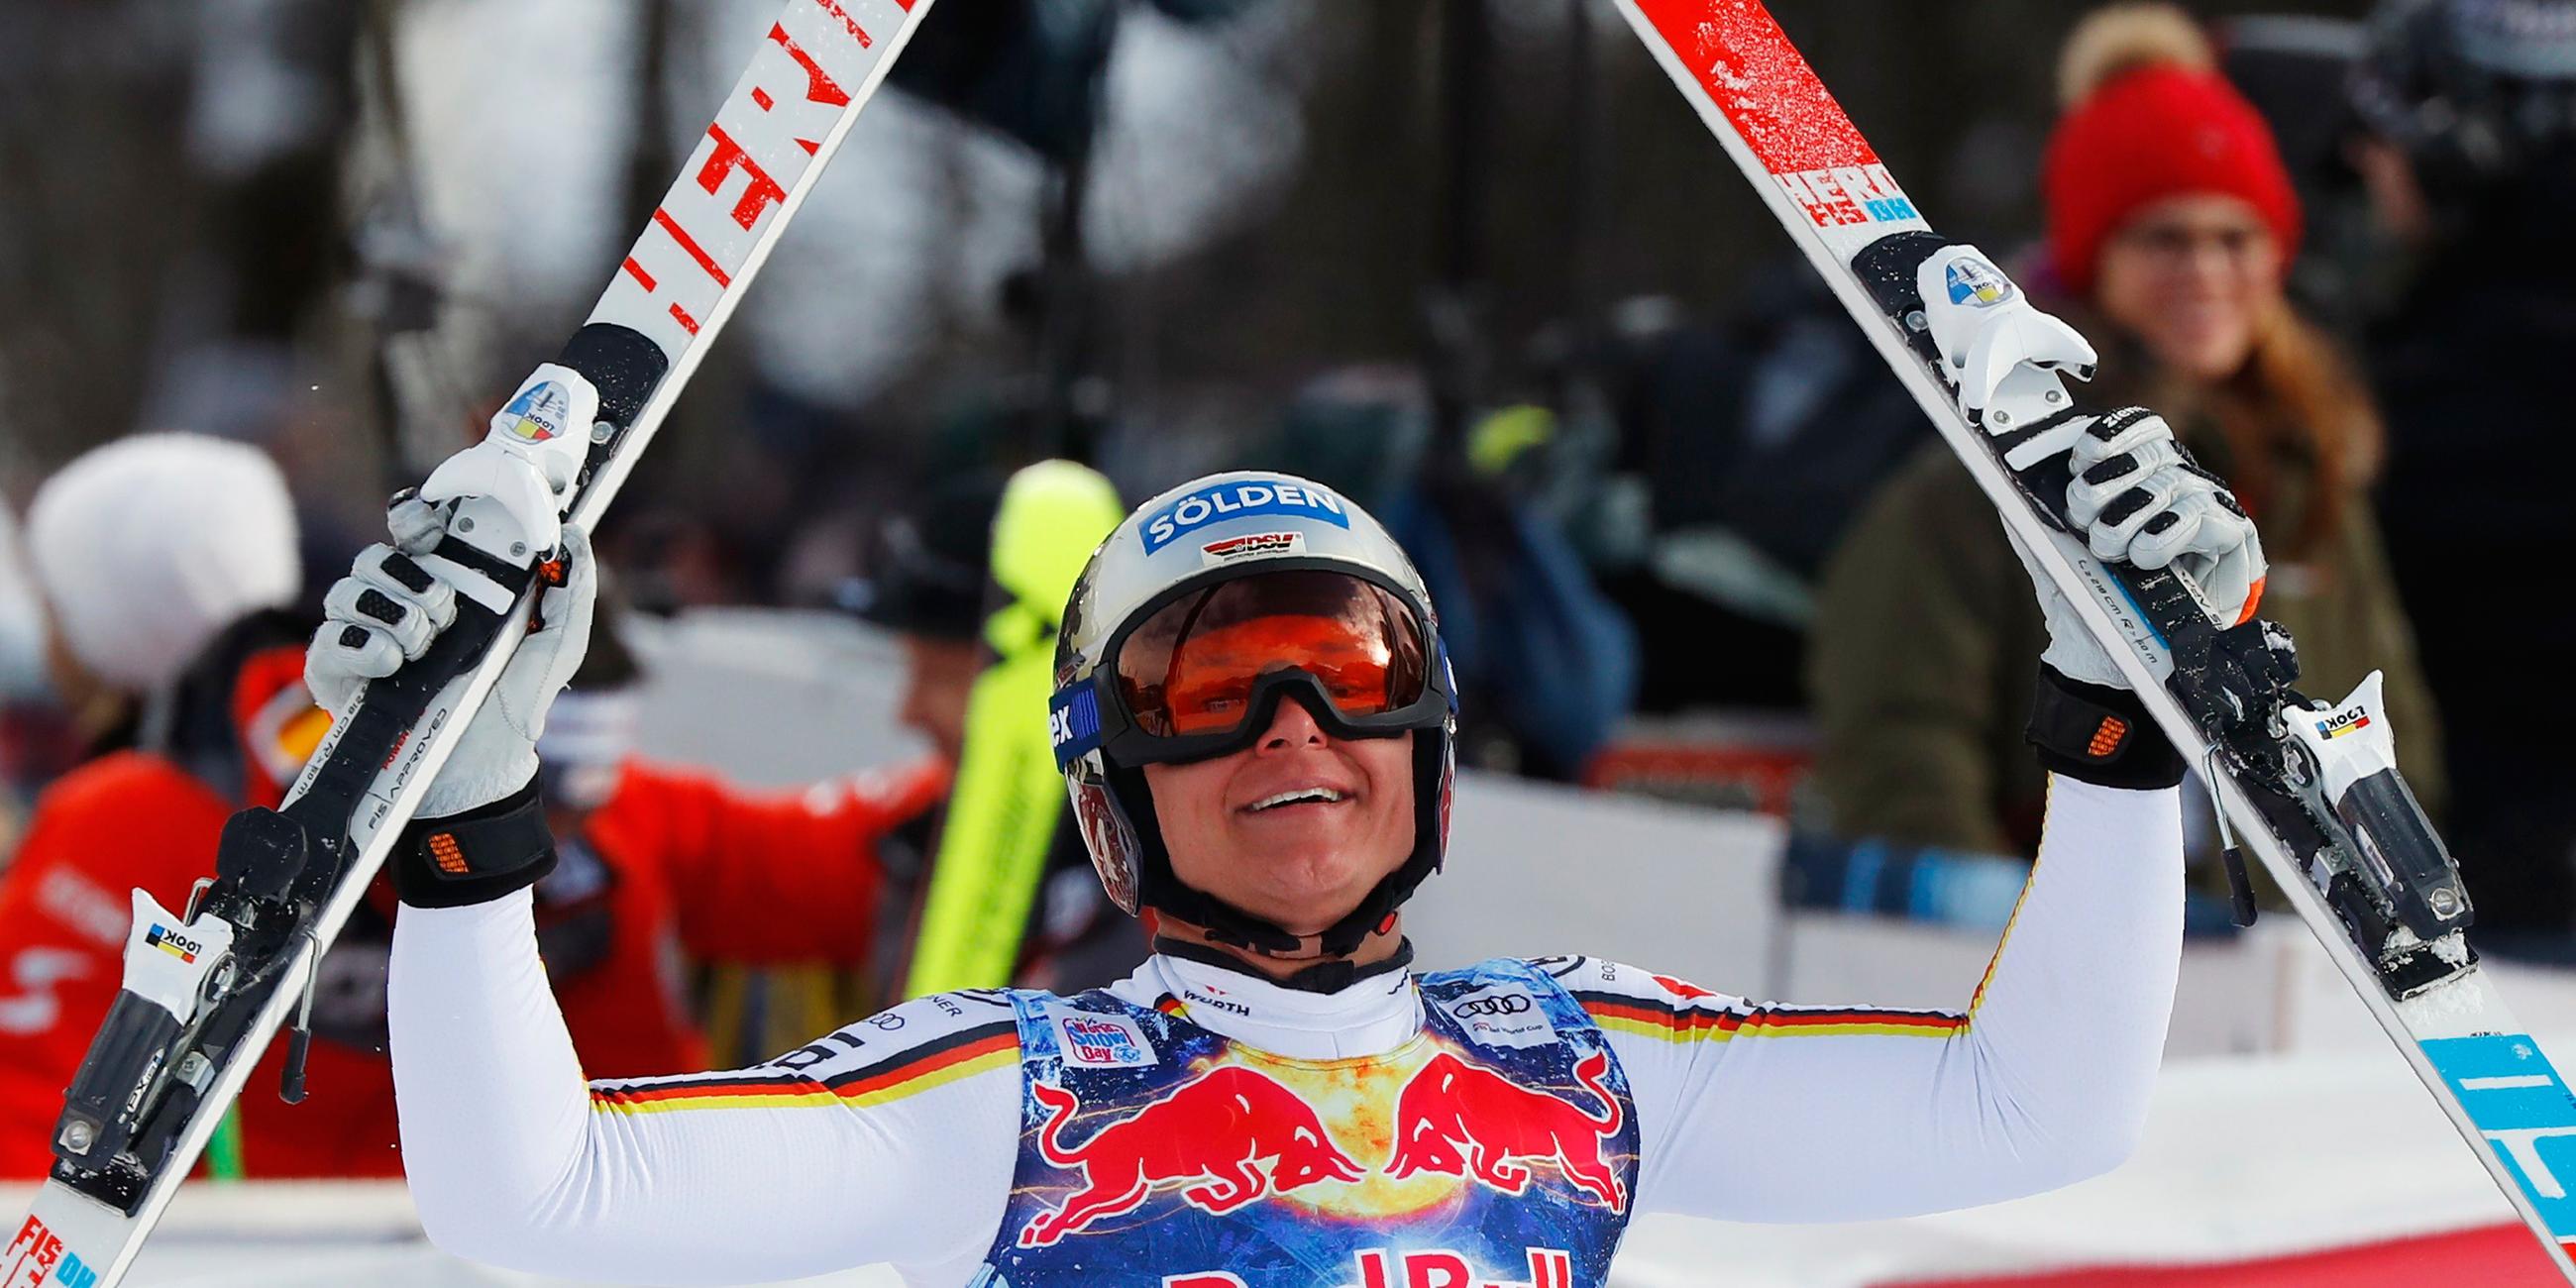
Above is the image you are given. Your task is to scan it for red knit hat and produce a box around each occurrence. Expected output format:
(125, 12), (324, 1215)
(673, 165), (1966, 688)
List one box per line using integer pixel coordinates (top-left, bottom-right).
(2041, 6), (2304, 296)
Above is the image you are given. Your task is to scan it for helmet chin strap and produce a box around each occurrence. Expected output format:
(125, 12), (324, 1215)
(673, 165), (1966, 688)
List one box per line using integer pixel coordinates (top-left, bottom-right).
(1145, 912), (1416, 995)
(1144, 909), (1347, 961)
(1160, 899), (1404, 961)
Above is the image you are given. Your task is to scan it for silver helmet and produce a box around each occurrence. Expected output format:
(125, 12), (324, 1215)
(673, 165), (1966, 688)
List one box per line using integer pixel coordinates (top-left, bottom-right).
(1049, 471), (1455, 955)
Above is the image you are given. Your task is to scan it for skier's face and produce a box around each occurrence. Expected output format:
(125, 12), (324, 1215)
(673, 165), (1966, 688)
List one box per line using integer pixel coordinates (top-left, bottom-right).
(2094, 194), (2284, 384)
(1141, 697), (1416, 937)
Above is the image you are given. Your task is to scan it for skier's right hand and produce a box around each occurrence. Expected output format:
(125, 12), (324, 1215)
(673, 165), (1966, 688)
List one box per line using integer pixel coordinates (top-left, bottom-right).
(305, 491), (597, 821)
(2006, 407), (2266, 692)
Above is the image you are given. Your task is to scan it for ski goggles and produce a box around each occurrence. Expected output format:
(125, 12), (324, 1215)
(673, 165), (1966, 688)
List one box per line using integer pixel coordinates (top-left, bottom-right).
(1052, 569), (1449, 770)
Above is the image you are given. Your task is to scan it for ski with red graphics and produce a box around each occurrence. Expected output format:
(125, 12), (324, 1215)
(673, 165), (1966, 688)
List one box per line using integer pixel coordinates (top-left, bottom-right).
(6, 3), (936, 1285)
(1610, 0), (2576, 1278)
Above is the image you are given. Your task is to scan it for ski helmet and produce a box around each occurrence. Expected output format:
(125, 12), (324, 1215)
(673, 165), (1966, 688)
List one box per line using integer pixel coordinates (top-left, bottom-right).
(1049, 471), (1455, 956)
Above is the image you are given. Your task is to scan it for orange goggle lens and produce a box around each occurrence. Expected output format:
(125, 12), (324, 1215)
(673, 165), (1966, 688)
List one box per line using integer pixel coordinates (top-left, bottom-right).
(1113, 572), (1429, 739)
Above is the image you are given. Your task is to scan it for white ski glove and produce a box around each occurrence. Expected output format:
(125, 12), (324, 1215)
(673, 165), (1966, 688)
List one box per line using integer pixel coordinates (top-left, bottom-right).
(305, 492), (596, 820)
(2009, 407), (2266, 691)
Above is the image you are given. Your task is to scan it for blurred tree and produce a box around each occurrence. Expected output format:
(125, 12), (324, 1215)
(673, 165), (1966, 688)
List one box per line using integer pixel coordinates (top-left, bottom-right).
(0, 3), (199, 476)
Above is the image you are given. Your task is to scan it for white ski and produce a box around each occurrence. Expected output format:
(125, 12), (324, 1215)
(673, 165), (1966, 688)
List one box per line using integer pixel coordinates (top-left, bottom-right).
(1610, 0), (2576, 1278)
(3, 3), (937, 1285)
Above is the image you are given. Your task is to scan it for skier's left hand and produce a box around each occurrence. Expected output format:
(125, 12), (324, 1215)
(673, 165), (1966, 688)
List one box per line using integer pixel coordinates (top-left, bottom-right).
(2008, 407), (2266, 690)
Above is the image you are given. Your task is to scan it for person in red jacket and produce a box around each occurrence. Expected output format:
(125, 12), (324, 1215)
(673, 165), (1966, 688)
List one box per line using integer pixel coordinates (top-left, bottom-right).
(249, 621), (945, 1177)
(0, 434), (317, 1178)
(0, 438), (943, 1178)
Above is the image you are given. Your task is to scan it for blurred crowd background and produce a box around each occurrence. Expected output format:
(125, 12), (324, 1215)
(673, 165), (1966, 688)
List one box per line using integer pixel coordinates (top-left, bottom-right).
(0, 0), (2572, 1177)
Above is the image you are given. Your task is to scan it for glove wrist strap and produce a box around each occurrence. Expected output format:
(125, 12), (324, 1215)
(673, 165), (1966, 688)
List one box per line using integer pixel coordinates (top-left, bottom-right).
(394, 776), (558, 909)
(2027, 666), (2186, 790)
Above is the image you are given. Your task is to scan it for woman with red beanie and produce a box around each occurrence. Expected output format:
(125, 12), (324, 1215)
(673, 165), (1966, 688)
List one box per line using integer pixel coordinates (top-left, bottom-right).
(1809, 2), (2444, 860)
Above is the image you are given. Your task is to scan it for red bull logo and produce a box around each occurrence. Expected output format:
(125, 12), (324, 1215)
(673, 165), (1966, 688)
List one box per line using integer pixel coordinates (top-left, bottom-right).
(1020, 1066), (1365, 1246)
(1384, 1049), (1627, 1211)
(1169, 1246), (1574, 1288)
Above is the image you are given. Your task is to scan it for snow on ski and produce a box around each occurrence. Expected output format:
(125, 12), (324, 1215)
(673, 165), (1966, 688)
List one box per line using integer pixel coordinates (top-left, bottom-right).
(3, 2), (935, 1286)
(1609, 0), (2576, 1278)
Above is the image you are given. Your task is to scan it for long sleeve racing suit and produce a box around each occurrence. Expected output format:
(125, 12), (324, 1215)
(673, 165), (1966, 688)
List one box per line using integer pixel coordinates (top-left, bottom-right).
(389, 777), (2179, 1284)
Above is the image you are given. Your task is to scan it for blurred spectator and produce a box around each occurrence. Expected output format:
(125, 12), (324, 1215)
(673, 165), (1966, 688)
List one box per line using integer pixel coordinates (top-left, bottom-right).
(1809, 4), (2442, 856)
(610, 508), (757, 616)
(1385, 469), (1638, 782)
(2350, 0), (2576, 931)
(0, 496), (72, 858)
(283, 616), (952, 1177)
(0, 434), (317, 1175)
(1258, 367), (1640, 780)
(2216, 15), (2393, 332)
(0, 499), (42, 709)
(1591, 276), (1933, 714)
(838, 470), (1149, 1003)
(18, 436), (307, 768)
(0, 572), (951, 1177)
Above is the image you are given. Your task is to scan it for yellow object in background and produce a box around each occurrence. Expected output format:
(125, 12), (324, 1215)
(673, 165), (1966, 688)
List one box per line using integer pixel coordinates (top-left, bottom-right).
(1467, 403), (1556, 478)
(903, 461), (1123, 998)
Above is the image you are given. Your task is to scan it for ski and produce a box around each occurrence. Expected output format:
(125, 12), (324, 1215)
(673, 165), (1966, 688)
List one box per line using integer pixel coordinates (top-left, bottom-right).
(1610, 0), (2576, 1277)
(4, 3), (936, 1285)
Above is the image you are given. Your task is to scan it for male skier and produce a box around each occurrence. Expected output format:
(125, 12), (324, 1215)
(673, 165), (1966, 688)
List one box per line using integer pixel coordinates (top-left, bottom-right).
(324, 407), (2243, 1284)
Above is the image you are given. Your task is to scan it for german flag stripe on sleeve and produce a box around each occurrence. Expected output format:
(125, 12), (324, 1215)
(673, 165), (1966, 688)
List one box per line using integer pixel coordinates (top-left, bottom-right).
(590, 1069), (835, 1116)
(1578, 992), (1966, 1044)
(822, 1022), (1020, 1108)
(1967, 787), (2049, 1019)
(590, 1021), (1019, 1117)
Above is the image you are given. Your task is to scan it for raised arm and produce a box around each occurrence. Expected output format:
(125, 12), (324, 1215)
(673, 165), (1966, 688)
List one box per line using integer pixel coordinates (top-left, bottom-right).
(1594, 405), (2266, 1221)
(389, 893), (1017, 1282)
(1571, 773), (2180, 1222)
(310, 503), (1018, 1282)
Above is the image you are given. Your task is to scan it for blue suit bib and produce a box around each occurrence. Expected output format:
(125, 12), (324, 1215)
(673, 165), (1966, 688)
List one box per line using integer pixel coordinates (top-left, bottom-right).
(973, 958), (1640, 1287)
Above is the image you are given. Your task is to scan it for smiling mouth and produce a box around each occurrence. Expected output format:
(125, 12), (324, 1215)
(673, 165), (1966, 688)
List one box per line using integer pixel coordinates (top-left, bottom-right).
(1244, 787), (1348, 813)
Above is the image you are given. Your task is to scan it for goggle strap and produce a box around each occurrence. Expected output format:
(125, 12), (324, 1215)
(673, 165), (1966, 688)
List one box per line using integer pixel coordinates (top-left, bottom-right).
(1049, 680), (1105, 770)
(1436, 636), (1456, 714)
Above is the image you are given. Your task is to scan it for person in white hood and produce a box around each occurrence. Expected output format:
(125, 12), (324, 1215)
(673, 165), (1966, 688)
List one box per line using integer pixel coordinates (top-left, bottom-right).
(0, 433), (321, 1176)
